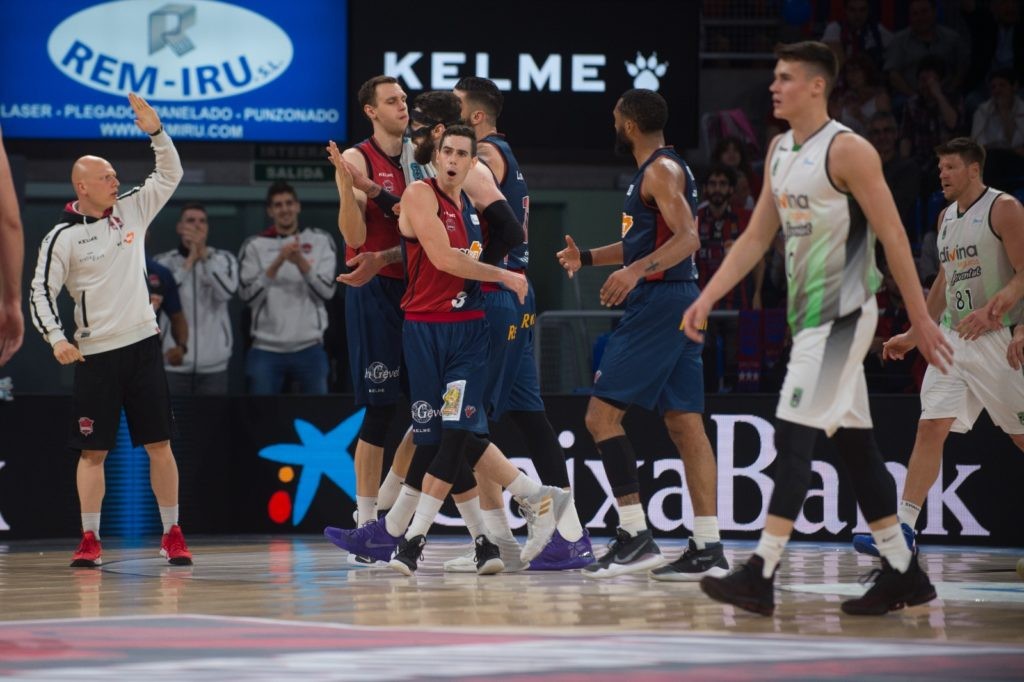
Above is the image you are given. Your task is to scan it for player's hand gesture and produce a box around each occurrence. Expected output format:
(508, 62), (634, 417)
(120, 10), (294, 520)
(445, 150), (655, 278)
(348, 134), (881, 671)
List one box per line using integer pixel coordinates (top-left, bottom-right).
(556, 235), (582, 279)
(326, 141), (353, 190)
(129, 93), (161, 135)
(881, 331), (916, 361)
(680, 296), (711, 343)
(337, 251), (385, 287)
(53, 339), (85, 365)
(503, 270), (528, 305)
(1008, 326), (1024, 370)
(910, 318), (953, 373)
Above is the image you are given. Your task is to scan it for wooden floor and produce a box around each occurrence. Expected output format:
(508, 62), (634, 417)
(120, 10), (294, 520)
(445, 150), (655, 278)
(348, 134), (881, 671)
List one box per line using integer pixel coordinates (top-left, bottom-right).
(1, 535), (1023, 680)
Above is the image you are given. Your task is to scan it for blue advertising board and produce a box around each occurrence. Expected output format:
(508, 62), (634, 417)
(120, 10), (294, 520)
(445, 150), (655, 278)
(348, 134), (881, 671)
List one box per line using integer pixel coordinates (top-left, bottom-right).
(0, 0), (347, 142)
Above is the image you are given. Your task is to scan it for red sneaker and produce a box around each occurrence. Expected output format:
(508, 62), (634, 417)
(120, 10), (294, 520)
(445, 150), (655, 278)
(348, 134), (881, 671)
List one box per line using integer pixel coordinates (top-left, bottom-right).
(160, 525), (193, 565)
(70, 531), (102, 567)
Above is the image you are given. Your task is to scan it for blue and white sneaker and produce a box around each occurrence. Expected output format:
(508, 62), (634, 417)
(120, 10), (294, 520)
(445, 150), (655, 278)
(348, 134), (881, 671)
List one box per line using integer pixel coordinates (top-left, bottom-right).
(324, 518), (402, 563)
(852, 522), (916, 557)
(581, 528), (665, 579)
(529, 530), (595, 571)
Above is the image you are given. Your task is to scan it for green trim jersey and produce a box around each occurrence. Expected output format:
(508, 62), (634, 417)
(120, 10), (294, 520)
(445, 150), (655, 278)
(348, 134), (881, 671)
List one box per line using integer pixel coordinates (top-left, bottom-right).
(769, 120), (882, 333)
(937, 187), (1020, 328)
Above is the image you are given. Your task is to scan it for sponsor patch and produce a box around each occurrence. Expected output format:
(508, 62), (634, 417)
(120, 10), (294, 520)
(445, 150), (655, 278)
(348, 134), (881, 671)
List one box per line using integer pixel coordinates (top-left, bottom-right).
(464, 405), (476, 418)
(78, 417), (94, 436)
(410, 400), (435, 425)
(790, 387), (803, 408)
(440, 380), (466, 421)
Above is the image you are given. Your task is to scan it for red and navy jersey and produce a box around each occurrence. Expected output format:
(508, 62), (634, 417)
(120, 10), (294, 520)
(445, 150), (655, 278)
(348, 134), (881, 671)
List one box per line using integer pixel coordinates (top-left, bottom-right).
(401, 179), (484, 319)
(481, 134), (529, 271)
(622, 146), (698, 283)
(351, 137), (406, 279)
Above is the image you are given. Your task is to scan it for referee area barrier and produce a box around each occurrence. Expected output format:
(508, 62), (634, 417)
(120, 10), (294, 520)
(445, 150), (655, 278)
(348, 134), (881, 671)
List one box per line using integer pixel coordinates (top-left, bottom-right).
(0, 395), (1019, 547)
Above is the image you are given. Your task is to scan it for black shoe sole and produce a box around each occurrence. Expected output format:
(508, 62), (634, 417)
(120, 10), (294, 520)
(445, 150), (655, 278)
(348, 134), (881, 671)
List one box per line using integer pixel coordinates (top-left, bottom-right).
(842, 584), (937, 616)
(70, 559), (99, 568)
(700, 576), (775, 616)
(167, 557), (193, 566)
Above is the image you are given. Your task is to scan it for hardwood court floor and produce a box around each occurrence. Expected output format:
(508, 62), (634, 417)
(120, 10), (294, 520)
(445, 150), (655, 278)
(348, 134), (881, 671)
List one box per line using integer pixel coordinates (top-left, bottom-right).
(1, 536), (1022, 680)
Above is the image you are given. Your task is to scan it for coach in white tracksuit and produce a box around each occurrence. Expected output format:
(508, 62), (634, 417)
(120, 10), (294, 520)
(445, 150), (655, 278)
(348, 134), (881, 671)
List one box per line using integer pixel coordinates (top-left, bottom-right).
(28, 94), (193, 567)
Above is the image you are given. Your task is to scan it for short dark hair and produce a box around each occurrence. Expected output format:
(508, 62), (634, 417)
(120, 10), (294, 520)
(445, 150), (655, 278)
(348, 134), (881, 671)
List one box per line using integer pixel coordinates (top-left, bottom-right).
(440, 124), (477, 157)
(774, 41), (838, 94)
(179, 202), (207, 218)
(934, 137), (986, 170)
(617, 89), (668, 133)
(454, 77), (504, 121)
(412, 91), (463, 128)
(357, 75), (399, 109)
(704, 163), (738, 188)
(266, 181), (297, 205)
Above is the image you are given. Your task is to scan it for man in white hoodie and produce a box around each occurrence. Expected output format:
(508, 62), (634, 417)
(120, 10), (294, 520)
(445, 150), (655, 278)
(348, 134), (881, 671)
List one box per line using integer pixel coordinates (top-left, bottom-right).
(154, 203), (239, 394)
(29, 94), (191, 568)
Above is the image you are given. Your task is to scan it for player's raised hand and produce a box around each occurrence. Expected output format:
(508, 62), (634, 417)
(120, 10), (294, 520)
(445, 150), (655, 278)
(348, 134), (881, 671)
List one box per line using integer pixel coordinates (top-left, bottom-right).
(881, 331), (916, 361)
(556, 235), (582, 279)
(680, 296), (711, 343)
(128, 93), (161, 134)
(912, 318), (953, 374)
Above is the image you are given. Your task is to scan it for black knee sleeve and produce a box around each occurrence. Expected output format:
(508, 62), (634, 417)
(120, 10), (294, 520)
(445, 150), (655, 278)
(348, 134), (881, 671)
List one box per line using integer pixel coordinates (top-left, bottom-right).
(595, 435), (639, 498)
(404, 443), (438, 491)
(766, 420), (820, 520)
(508, 410), (570, 488)
(831, 427), (896, 523)
(429, 429), (472, 483)
(451, 459), (477, 496)
(358, 404), (396, 447)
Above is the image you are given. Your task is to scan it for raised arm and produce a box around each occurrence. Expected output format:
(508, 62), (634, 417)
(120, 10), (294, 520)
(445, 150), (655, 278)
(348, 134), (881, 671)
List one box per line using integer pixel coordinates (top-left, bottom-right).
(0, 128), (23, 365)
(330, 142), (369, 249)
(123, 93), (183, 229)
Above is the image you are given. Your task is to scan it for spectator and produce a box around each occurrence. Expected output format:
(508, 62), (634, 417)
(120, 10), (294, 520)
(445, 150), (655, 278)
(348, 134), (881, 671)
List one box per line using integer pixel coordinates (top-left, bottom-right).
(830, 53), (892, 135)
(154, 203), (240, 395)
(899, 57), (964, 189)
(867, 111), (921, 241)
(885, 0), (968, 99)
(238, 181), (337, 394)
(145, 254), (188, 364)
(710, 136), (759, 212)
(821, 0), (893, 71)
(971, 68), (1024, 192)
(963, 0), (1023, 101)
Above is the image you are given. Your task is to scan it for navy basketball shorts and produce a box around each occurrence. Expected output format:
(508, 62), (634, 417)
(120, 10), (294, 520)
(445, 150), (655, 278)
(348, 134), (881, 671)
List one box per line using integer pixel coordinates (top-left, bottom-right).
(345, 275), (406, 406)
(403, 317), (489, 445)
(492, 281), (543, 418)
(592, 280), (705, 414)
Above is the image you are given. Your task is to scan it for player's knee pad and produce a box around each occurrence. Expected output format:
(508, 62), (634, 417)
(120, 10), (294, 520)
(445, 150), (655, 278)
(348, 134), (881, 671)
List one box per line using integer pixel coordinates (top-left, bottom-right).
(831, 427), (896, 522)
(357, 404), (396, 448)
(508, 410), (570, 488)
(596, 435), (639, 498)
(766, 420), (820, 520)
(404, 443), (438, 491)
(451, 459), (477, 496)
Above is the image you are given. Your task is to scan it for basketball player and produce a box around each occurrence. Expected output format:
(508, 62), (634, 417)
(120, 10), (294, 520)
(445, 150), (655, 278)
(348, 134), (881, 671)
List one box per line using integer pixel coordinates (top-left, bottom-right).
(0, 126), (23, 366)
(852, 138), (1024, 556)
(556, 89), (727, 581)
(29, 94), (192, 567)
(682, 41), (952, 616)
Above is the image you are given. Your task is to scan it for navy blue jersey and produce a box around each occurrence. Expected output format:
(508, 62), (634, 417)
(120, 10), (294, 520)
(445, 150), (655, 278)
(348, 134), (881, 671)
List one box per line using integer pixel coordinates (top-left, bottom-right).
(481, 134), (529, 271)
(622, 147), (698, 282)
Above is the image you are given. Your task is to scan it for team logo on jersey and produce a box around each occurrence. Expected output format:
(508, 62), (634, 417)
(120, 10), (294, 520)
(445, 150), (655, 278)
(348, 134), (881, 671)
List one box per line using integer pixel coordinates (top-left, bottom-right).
(124, 231), (135, 244)
(621, 213), (634, 237)
(625, 52), (668, 91)
(78, 417), (95, 436)
(440, 380), (466, 421)
(470, 214), (480, 225)
(382, 179), (395, 193)
(938, 243), (978, 266)
(790, 388), (803, 408)
(443, 210), (458, 232)
(464, 240), (482, 260)
(464, 405), (477, 418)
(410, 400), (437, 424)
(301, 242), (313, 253)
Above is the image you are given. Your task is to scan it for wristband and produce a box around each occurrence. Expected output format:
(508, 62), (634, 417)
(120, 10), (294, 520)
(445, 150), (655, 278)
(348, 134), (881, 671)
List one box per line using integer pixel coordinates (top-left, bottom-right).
(148, 125), (164, 136)
(371, 190), (401, 217)
(580, 249), (593, 266)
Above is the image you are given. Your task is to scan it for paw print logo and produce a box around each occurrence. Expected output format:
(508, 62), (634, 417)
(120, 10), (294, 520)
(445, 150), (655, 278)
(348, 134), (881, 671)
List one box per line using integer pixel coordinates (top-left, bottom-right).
(625, 52), (668, 91)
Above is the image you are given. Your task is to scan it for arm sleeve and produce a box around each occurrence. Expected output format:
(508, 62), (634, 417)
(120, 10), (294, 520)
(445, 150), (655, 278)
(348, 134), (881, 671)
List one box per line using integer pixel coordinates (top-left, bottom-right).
(119, 131), (184, 233)
(238, 238), (270, 308)
(303, 232), (338, 301)
(200, 250), (240, 303)
(479, 200), (525, 265)
(29, 227), (71, 347)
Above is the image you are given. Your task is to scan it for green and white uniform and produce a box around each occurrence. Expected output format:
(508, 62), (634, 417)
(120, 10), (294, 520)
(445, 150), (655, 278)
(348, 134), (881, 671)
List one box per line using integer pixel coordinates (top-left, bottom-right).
(770, 120), (881, 435)
(921, 188), (1024, 434)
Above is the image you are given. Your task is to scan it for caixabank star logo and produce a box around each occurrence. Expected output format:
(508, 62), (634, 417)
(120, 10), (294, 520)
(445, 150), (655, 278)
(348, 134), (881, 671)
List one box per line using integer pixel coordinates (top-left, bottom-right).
(257, 409), (364, 525)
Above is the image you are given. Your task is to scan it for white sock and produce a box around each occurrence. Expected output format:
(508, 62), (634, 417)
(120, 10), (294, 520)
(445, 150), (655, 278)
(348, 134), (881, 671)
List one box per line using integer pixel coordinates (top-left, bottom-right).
(385, 486), (420, 537)
(81, 512), (101, 539)
(506, 472), (541, 499)
(873, 524), (912, 573)
(555, 493), (584, 541)
(898, 500), (922, 529)
(754, 531), (789, 579)
(377, 470), (404, 510)
(483, 508), (516, 541)
(456, 497), (487, 540)
(618, 503), (647, 535)
(692, 516), (721, 549)
(356, 495), (377, 526)
(158, 505), (178, 534)
(405, 494), (444, 539)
